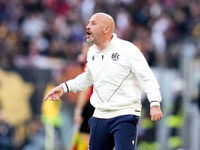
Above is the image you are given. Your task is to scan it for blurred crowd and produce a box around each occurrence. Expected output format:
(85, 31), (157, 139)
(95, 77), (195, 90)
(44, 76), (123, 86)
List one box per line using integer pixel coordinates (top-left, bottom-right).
(0, 0), (200, 69)
(0, 0), (200, 150)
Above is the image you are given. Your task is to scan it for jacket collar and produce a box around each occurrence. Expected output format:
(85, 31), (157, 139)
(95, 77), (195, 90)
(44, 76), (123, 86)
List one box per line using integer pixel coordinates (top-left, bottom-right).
(92, 33), (117, 53)
(109, 33), (117, 45)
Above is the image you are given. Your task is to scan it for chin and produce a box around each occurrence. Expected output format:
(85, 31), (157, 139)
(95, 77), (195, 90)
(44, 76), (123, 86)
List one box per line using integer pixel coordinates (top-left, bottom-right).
(86, 38), (93, 43)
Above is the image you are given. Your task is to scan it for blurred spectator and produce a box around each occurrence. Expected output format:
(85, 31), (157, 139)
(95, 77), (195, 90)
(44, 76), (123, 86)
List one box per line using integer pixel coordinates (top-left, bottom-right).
(71, 42), (94, 150)
(21, 12), (46, 40)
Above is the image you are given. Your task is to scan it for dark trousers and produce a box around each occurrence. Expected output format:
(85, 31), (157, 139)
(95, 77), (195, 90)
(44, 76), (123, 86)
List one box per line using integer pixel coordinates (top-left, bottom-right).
(88, 115), (140, 150)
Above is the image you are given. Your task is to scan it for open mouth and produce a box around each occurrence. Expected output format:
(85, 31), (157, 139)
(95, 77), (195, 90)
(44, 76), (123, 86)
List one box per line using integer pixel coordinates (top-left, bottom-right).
(86, 29), (92, 37)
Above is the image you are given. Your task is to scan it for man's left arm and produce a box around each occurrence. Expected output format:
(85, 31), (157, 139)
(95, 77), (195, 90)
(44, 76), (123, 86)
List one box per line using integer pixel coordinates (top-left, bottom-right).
(128, 45), (163, 121)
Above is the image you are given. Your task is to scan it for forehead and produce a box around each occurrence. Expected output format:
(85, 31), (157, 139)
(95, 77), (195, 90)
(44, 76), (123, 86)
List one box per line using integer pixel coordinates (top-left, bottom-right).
(89, 14), (104, 23)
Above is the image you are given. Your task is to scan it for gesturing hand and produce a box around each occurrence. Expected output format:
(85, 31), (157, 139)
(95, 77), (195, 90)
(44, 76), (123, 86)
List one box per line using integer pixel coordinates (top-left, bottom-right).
(44, 85), (64, 101)
(150, 106), (163, 121)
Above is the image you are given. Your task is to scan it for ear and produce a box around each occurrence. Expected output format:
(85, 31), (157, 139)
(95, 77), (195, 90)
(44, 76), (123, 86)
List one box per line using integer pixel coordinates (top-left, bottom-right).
(103, 26), (110, 33)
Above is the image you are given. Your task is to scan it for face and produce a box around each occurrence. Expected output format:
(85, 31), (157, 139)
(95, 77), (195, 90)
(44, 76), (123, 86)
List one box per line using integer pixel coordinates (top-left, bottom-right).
(86, 14), (105, 43)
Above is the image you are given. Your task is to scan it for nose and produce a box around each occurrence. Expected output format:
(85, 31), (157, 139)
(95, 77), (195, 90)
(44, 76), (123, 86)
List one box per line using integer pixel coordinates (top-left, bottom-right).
(86, 23), (90, 29)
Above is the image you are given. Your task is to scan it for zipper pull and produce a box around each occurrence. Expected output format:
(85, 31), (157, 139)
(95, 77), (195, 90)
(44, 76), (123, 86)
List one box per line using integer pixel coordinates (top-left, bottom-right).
(102, 55), (104, 60)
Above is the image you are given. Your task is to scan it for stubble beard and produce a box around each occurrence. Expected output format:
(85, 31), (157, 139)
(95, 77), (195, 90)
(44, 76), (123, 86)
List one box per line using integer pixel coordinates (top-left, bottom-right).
(86, 36), (94, 43)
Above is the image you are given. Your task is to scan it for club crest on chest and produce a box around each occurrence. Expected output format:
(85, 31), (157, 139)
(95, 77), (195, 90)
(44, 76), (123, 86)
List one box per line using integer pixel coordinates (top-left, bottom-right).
(111, 53), (120, 61)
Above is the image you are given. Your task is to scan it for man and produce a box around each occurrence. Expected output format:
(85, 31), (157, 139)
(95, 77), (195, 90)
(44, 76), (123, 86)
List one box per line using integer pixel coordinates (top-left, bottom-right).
(45, 12), (162, 150)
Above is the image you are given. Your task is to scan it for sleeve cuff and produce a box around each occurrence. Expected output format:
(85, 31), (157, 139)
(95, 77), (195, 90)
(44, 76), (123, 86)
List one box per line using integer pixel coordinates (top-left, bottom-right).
(60, 83), (69, 93)
(150, 100), (160, 107)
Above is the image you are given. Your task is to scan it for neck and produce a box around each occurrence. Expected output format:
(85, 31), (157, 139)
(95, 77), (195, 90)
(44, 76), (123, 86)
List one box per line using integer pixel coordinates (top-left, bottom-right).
(95, 34), (113, 51)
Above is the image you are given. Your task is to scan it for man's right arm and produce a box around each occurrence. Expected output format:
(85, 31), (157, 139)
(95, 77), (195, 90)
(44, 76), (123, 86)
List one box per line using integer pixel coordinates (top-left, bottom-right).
(61, 67), (94, 93)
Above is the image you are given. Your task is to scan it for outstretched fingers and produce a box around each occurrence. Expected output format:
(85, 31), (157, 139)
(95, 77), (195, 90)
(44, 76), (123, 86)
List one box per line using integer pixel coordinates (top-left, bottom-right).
(44, 93), (52, 101)
(50, 95), (60, 101)
(44, 88), (55, 101)
(44, 85), (63, 101)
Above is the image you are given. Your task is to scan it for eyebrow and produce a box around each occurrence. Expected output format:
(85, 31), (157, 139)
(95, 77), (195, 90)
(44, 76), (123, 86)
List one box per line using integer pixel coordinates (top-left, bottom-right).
(89, 20), (96, 24)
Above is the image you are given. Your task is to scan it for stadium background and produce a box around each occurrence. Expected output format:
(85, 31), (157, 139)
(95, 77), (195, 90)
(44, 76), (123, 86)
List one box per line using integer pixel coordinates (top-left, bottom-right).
(0, 0), (200, 150)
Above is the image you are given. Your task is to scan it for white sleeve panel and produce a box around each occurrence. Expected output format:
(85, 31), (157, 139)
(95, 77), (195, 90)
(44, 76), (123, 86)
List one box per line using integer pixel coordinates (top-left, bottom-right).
(65, 66), (94, 93)
(127, 44), (162, 102)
